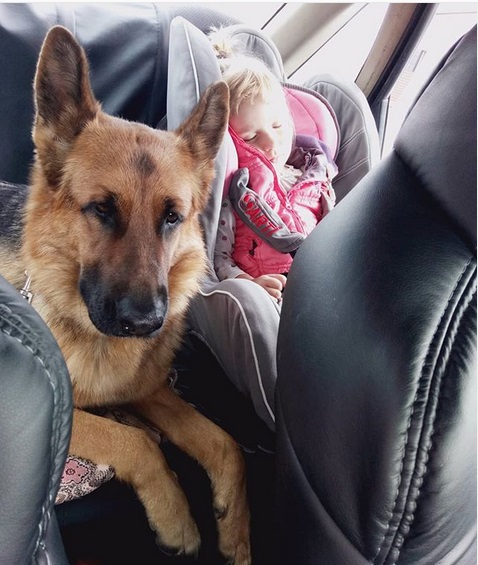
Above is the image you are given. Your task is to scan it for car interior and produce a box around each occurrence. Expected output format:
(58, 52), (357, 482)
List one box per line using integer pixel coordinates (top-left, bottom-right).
(0, 3), (476, 565)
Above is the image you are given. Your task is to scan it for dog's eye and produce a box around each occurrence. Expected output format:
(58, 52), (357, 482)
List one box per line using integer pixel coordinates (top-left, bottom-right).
(93, 202), (111, 218)
(165, 211), (180, 225)
(82, 198), (116, 228)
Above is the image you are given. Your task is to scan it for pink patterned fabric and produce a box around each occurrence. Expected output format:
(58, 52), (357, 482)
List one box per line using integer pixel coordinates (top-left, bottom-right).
(55, 456), (115, 504)
(55, 399), (166, 505)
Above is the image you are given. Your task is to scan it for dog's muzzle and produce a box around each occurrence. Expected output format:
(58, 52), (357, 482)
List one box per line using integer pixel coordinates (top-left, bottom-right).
(80, 269), (169, 338)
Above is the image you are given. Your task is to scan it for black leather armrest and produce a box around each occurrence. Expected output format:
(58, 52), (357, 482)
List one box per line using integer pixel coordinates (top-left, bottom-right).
(0, 275), (72, 565)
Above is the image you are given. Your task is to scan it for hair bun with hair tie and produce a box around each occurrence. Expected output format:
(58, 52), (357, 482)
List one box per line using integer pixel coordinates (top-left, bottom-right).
(215, 47), (231, 60)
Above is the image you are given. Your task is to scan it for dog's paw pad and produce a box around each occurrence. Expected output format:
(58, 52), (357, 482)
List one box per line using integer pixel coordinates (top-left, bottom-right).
(221, 540), (252, 565)
(156, 537), (199, 558)
(154, 524), (201, 558)
(158, 544), (183, 557)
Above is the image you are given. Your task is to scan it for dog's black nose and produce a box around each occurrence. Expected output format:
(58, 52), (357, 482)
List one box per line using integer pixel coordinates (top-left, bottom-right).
(119, 316), (164, 337)
(116, 294), (167, 337)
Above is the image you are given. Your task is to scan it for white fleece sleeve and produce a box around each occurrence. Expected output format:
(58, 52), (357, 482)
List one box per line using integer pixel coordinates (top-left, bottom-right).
(214, 199), (247, 281)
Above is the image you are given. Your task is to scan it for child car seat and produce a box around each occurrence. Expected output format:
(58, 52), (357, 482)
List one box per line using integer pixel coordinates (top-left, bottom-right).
(166, 17), (380, 431)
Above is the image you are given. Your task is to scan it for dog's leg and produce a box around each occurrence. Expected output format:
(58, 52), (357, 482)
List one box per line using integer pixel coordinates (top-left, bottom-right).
(70, 408), (201, 555)
(133, 385), (252, 565)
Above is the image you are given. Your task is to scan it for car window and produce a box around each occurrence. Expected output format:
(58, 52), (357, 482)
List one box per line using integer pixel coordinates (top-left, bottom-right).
(381, 2), (477, 155)
(287, 3), (389, 84)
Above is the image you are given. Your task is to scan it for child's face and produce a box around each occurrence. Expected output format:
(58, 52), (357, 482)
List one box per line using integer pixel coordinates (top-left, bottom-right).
(230, 93), (294, 171)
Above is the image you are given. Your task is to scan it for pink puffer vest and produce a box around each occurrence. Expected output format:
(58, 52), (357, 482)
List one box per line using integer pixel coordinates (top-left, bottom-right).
(225, 85), (340, 278)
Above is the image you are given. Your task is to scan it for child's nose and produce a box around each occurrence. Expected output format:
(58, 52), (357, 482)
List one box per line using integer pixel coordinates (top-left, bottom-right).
(259, 131), (276, 155)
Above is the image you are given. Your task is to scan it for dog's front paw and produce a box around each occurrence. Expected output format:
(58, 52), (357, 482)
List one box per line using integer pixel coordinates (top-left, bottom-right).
(138, 474), (201, 556)
(222, 538), (252, 565)
(213, 460), (252, 564)
(149, 496), (200, 556)
(217, 516), (251, 565)
(154, 516), (201, 558)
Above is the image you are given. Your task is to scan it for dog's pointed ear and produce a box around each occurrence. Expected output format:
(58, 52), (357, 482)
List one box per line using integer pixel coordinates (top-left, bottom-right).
(176, 81), (230, 165)
(33, 25), (100, 186)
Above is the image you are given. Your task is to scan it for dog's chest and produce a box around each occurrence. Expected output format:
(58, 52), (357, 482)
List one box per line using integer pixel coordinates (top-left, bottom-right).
(64, 337), (166, 408)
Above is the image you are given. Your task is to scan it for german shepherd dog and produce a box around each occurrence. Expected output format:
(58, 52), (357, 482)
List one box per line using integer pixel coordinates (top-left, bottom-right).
(0, 26), (251, 564)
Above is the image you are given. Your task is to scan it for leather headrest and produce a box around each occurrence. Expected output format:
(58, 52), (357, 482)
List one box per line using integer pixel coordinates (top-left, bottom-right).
(395, 26), (477, 247)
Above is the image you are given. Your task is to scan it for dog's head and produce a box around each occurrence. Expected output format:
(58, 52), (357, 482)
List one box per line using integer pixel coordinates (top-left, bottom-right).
(28, 26), (229, 338)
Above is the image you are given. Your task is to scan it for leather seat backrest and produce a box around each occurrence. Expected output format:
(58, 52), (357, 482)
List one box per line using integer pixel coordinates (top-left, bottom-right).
(0, 2), (240, 185)
(276, 25), (476, 565)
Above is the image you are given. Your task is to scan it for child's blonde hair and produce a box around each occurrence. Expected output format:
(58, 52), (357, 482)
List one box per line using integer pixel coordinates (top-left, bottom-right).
(208, 27), (284, 114)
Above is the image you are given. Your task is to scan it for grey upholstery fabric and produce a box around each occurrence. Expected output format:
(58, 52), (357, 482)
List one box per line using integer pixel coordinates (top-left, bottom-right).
(166, 16), (225, 261)
(303, 72), (381, 202)
(189, 278), (280, 430)
(0, 274), (72, 565)
(166, 17), (280, 430)
(211, 23), (286, 80)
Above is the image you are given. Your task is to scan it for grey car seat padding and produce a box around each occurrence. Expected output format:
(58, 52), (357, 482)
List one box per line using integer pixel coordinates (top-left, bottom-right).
(166, 16), (379, 430)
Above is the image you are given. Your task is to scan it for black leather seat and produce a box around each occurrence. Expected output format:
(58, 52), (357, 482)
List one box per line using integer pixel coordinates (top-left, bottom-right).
(276, 26), (477, 564)
(0, 2), (240, 186)
(0, 274), (72, 565)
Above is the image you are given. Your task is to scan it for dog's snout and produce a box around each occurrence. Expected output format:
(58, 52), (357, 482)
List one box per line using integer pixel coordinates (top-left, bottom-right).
(116, 293), (168, 337)
(80, 266), (170, 337)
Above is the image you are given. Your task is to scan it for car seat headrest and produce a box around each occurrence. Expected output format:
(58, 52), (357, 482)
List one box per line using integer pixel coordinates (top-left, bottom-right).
(212, 23), (285, 81)
(395, 25), (477, 247)
(284, 86), (339, 158)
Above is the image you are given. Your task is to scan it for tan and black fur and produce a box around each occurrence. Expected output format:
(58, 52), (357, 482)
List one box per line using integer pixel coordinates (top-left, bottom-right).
(0, 26), (250, 564)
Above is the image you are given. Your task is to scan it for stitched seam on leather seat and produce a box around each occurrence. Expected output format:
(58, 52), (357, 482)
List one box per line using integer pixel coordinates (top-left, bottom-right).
(0, 304), (64, 554)
(373, 258), (475, 564)
(389, 270), (476, 565)
(276, 393), (369, 562)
